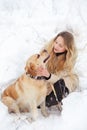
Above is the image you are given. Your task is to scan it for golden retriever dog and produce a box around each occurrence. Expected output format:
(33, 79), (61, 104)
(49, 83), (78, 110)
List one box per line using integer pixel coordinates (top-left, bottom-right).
(1, 50), (50, 121)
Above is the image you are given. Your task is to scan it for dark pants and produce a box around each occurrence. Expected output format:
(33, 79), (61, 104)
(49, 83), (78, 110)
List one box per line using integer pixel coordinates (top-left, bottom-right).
(46, 79), (69, 107)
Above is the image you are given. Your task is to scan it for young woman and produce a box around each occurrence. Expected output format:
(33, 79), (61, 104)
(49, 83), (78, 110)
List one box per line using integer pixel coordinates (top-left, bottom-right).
(37, 31), (79, 107)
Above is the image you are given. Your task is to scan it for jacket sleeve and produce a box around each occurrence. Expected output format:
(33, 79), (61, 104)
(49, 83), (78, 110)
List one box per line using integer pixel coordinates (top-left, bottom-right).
(48, 70), (68, 83)
(48, 70), (79, 92)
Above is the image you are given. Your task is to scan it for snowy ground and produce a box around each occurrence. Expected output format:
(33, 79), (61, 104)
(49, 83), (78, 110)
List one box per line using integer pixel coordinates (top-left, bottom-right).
(0, 0), (87, 130)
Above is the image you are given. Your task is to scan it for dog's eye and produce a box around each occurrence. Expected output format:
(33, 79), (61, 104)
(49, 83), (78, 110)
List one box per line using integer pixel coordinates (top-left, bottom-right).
(37, 54), (40, 58)
(43, 49), (47, 53)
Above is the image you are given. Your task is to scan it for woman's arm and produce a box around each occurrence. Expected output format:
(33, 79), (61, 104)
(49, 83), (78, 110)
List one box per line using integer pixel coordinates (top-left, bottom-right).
(36, 66), (68, 84)
(47, 73), (60, 83)
(47, 69), (68, 83)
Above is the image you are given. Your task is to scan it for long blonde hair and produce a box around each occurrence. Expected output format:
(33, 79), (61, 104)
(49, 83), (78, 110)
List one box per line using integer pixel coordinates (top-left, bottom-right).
(43, 31), (77, 74)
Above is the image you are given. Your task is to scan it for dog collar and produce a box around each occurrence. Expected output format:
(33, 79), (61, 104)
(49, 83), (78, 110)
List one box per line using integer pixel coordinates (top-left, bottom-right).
(27, 73), (51, 80)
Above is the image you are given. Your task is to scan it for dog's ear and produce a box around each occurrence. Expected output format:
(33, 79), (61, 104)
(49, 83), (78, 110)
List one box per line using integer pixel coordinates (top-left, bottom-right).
(25, 62), (36, 76)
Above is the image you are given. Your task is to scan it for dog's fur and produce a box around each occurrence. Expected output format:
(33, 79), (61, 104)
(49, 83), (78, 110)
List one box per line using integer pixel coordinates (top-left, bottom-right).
(1, 50), (50, 121)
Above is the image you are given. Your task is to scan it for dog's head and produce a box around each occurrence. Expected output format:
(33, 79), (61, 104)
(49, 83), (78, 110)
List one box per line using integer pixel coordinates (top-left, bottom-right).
(25, 50), (50, 76)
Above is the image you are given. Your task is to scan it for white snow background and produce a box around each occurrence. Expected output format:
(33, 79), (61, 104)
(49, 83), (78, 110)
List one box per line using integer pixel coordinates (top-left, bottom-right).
(0, 0), (87, 130)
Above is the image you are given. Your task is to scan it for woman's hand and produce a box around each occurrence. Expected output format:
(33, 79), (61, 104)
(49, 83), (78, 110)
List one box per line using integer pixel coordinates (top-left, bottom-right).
(36, 66), (50, 77)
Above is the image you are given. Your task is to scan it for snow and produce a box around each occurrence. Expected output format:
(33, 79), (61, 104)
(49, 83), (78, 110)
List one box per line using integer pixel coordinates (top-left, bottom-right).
(0, 0), (87, 129)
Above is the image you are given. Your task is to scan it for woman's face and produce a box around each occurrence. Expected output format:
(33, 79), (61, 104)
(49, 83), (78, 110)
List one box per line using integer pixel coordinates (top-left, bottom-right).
(53, 36), (66, 53)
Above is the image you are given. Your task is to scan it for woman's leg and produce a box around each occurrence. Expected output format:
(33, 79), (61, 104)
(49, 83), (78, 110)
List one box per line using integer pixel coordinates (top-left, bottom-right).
(46, 79), (69, 107)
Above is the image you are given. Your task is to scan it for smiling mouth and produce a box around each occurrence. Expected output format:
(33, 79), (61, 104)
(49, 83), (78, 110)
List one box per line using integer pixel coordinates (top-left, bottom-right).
(43, 55), (50, 63)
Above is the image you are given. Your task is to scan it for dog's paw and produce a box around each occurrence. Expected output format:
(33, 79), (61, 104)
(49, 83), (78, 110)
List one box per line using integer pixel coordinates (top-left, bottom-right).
(11, 113), (21, 124)
(26, 117), (35, 123)
(42, 110), (49, 117)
